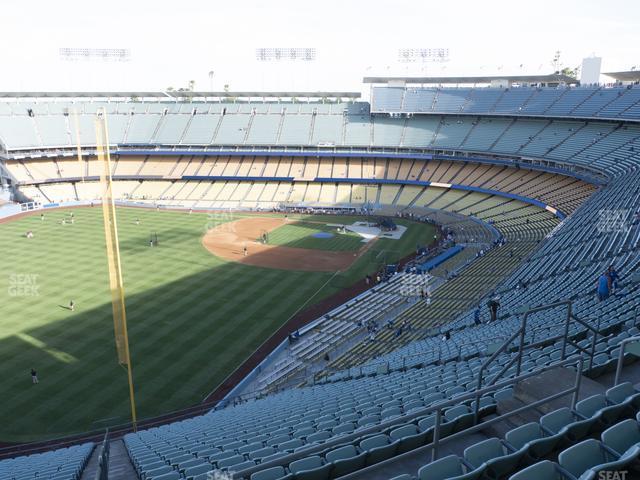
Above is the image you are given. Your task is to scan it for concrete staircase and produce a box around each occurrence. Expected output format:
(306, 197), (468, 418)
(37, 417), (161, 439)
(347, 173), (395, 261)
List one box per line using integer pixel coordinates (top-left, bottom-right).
(107, 439), (137, 480)
(78, 445), (100, 480)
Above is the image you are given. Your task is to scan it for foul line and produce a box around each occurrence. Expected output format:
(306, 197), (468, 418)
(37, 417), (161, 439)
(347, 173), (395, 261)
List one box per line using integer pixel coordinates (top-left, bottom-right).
(202, 269), (342, 403)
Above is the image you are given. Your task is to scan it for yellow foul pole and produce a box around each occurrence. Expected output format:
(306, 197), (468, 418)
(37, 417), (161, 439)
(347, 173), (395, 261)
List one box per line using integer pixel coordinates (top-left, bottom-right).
(72, 110), (85, 183)
(95, 109), (138, 431)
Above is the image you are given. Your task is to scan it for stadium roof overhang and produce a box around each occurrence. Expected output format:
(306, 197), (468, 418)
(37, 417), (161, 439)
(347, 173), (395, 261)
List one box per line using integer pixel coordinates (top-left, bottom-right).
(0, 91), (361, 100)
(603, 71), (640, 82)
(363, 74), (578, 86)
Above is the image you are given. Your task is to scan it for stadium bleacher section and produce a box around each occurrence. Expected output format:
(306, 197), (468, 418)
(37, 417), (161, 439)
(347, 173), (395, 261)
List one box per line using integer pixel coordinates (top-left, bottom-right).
(4, 154), (594, 218)
(2, 89), (640, 479)
(0, 442), (93, 480)
(371, 85), (640, 119)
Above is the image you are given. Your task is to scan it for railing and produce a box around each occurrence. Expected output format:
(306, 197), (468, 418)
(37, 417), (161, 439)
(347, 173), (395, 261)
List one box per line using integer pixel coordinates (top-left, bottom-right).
(93, 429), (110, 480)
(472, 299), (604, 424)
(230, 356), (584, 479)
(432, 356), (583, 461)
(613, 335), (640, 386)
(560, 310), (603, 363)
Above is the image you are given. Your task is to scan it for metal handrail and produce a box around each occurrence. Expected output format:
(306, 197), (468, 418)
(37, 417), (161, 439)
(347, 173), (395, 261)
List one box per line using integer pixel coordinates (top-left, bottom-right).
(473, 300), (574, 424)
(231, 356), (583, 480)
(614, 335), (640, 386)
(485, 333), (566, 387)
(93, 429), (110, 480)
(562, 313), (602, 359)
(432, 356), (584, 461)
(471, 299), (611, 425)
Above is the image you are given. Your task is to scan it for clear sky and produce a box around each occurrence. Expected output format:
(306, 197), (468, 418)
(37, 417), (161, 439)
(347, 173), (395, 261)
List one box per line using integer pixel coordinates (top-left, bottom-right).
(1, 0), (638, 93)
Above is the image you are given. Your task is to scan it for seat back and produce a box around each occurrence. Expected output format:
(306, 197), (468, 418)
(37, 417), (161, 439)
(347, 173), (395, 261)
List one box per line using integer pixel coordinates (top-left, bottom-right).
(601, 419), (640, 456)
(289, 455), (323, 473)
(417, 454), (464, 480)
(418, 416), (436, 431)
(508, 460), (559, 480)
(217, 454), (245, 468)
(210, 449), (237, 462)
(575, 394), (607, 418)
(306, 431), (331, 444)
(558, 439), (606, 477)
(540, 408), (573, 434)
(505, 423), (542, 450)
(249, 446), (276, 460)
(184, 464), (213, 477)
(390, 424), (418, 441)
(444, 405), (469, 422)
(278, 439), (304, 451)
(325, 445), (357, 463)
(606, 382), (635, 404)
(251, 466), (286, 480)
(267, 434), (291, 447)
(239, 442), (265, 454)
(332, 423), (355, 435)
(152, 472), (181, 480)
(464, 437), (504, 467)
(357, 414), (380, 427)
(360, 434), (388, 451)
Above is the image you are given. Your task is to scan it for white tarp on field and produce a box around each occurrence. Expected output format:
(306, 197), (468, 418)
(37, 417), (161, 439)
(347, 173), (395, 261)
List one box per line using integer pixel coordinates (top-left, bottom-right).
(327, 221), (407, 243)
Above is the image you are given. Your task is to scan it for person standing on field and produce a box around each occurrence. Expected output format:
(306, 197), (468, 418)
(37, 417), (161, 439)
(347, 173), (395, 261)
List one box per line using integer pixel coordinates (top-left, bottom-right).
(31, 368), (38, 384)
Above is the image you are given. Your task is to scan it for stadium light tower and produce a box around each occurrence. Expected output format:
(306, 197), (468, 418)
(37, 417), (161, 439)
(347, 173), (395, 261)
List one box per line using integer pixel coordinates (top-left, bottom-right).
(397, 48), (450, 63)
(59, 47), (131, 91)
(255, 47), (317, 62)
(396, 48), (450, 77)
(59, 47), (131, 62)
(255, 47), (317, 91)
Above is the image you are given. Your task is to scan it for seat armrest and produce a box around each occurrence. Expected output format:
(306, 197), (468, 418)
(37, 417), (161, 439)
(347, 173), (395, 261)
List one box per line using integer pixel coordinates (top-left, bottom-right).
(601, 443), (621, 459)
(572, 410), (588, 420)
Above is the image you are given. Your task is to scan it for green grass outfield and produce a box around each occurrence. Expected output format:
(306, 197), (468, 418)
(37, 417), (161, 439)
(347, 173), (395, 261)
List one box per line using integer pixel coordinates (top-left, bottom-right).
(0, 207), (435, 442)
(266, 221), (364, 252)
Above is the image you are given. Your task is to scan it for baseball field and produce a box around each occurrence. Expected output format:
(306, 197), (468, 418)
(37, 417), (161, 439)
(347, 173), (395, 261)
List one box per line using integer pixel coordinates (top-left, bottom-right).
(0, 206), (436, 442)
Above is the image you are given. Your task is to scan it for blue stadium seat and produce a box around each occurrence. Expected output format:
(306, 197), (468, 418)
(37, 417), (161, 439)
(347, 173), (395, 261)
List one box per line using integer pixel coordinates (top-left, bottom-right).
(417, 454), (484, 480)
